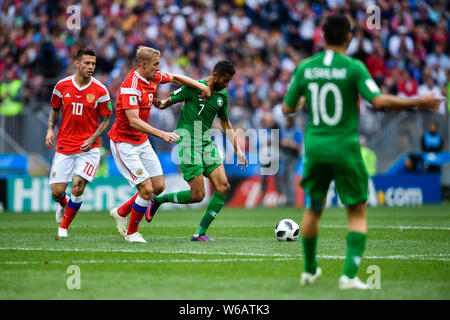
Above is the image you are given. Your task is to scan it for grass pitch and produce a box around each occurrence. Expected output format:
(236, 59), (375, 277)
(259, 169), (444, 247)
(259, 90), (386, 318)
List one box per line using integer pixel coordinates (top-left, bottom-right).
(0, 204), (449, 300)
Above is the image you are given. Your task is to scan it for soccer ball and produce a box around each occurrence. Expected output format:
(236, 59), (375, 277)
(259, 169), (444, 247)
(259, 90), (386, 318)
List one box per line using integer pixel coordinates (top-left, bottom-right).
(275, 219), (300, 241)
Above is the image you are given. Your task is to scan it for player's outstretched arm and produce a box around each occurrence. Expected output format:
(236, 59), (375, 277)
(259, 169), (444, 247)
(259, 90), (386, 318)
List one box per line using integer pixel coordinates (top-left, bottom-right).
(124, 109), (179, 144)
(169, 74), (211, 98)
(220, 118), (248, 170)
(80, 115), (111, 152)
(45, 107), (60, 150)
(371, 93), (445, 112)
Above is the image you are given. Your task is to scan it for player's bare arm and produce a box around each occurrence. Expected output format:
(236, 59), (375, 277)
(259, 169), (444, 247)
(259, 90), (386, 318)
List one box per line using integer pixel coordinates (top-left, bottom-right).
(371, 93), (445, 112)
(282, 96), (306, 115)
(169, 74), (211, 98)
(220, 118), (248, 170)
(154, 97), (176, 110)
(80, 114), (111, 152)
(45, 107), (60, 150)
(124, 108), (179, 144)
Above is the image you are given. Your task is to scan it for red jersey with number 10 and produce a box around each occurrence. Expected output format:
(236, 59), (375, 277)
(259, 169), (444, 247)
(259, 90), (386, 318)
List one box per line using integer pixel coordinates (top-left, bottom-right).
(50, 76), (112, 154)
(108, 69), (171, 144)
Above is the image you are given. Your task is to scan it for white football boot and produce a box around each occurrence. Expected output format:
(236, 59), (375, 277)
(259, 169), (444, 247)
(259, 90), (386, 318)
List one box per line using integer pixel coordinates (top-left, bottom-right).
(58, 227), (68, 238)
(109, 207), (127, 237)
(300, 267), (322, 285)
(125, 232), (147, 243)
(55, 195), (69, 224)
(339, 275), (369, 290)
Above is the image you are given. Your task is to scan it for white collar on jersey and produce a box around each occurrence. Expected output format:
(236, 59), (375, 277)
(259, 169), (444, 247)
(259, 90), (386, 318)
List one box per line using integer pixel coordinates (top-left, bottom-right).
(71, 75), (94, 91)
(133, 69), (150, 84)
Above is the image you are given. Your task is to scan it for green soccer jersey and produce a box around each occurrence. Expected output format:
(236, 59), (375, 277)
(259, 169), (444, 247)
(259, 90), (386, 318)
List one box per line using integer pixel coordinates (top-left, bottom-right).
(171, 80), (229, 146)
(284, 50), (382, 160)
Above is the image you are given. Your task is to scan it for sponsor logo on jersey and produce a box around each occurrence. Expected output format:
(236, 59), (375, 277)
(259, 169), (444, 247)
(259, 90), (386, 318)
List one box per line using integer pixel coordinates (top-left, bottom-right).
(65, 93), (71, 98)
(129, 96), (138, 106)
(86, 93), (96, 103)
(75, 95), (82, 98)
(217, 97), (224, 106)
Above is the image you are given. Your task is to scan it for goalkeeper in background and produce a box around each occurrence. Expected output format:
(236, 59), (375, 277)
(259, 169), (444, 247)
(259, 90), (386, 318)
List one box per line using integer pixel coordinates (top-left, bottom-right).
(283, 14), (444, 289)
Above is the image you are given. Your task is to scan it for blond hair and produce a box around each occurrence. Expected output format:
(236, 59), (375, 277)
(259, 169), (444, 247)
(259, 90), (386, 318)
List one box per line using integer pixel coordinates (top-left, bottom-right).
(135, 46), (160, 66)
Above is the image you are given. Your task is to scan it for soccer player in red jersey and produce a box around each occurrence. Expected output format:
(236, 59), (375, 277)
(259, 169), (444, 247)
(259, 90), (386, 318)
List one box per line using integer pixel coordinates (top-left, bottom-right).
(108, 46), (211, 242)
(46, 48), (113, 238)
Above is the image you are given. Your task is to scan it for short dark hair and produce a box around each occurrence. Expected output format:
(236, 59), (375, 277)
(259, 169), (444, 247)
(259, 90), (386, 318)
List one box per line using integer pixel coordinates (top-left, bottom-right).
(75, 48), (96, 61)
(213, 59), (235, 76)
(322, 14), (351, 46)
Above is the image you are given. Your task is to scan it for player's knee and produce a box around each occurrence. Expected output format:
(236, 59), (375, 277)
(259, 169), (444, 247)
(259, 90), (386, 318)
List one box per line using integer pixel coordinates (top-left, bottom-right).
(217, 182), (231, 195)
(191, 190), (205, 203)
(51, 190), (65, 201)
(141, 186), (153, 200)
(153, 183), (165, 196)
(71, 186), (84, 197)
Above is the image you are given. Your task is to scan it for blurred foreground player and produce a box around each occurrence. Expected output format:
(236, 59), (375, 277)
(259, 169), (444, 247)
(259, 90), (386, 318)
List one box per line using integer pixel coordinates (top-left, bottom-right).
(283, 14), (444, 289)
(108, 46), (211, 243)
(46, 48), (112, 238)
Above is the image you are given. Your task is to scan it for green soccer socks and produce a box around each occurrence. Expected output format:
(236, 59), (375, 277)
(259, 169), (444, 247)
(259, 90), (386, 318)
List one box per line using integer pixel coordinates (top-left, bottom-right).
(302, 236), (318, 274)
(342, 231), (367, 279)
(194, 191), (227, 236)
(155, 190), (192, 204)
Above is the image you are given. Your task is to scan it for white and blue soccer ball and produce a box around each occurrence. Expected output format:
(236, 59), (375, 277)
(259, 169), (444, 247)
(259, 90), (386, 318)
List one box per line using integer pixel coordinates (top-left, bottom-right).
(275, 219), (300, 241)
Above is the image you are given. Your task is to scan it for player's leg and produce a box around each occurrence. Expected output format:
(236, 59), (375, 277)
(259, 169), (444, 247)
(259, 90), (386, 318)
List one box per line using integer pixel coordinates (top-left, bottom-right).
(300, 196), (325, 285)
(59, 175), (87, 234)
(51, 183), (69, 224)
(153, 144), (203, 206)
(58, 148), (101, 236)
(143, 174), (168, 222)
(148, 147), (204, 221)
(125, 178), (153, 242)
(338, 201), (369, 289)
(49, 152), (73, 224)
(334, 158), (369, 289)
(192, 164), (230, 241)
(156, 172), (204, 204)
(299, 161), (332, 285)
(109, 141), (145, 236)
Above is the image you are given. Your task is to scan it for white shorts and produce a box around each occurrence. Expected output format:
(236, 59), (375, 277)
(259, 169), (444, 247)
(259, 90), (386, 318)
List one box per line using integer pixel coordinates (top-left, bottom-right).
(49, 148), (101, 184)
(110, 139), (163, 187)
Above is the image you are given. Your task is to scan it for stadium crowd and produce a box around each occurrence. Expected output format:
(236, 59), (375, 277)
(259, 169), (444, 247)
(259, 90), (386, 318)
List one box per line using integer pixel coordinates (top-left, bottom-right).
(1, 0), (449, 152)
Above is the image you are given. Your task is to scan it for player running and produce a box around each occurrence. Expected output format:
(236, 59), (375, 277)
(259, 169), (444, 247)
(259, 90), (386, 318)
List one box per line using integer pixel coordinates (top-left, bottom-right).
(147, 59), (248, 241)
(108, 46), (211, 243)
(283, 14), (445, 289)
(46, 48), (112, 238)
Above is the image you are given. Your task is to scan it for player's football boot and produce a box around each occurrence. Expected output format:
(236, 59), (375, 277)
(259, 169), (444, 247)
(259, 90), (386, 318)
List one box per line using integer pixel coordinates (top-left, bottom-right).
(125, 232), (147, 243)
(338, 275), (369, 290)
(55, 195), (69, 224)
(58, 227), (68, 238)
(109, 207), (127, 237)
(300, 267), (322, 285)
(145, 199), (160, 223)
(191, 234), (215, 242)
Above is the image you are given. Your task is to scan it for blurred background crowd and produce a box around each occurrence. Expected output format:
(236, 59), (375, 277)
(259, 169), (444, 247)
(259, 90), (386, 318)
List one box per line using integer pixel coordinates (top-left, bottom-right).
(0, 0), (449, 154)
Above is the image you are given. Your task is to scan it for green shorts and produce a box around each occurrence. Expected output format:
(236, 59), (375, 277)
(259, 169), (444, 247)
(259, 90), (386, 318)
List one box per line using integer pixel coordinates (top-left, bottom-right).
(178, 141), (223, 181)
(300, 153), (369, 206)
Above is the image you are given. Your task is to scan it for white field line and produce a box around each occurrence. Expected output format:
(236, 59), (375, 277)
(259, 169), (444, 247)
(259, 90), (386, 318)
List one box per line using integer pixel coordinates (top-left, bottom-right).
(1, 255), (449, 265)
(225, 225), (450, 231)
(0, 247), (449, 263)
(322, 225), (450, 231)
(0, 225), (449, 231)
